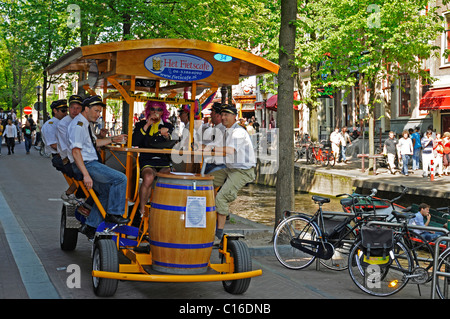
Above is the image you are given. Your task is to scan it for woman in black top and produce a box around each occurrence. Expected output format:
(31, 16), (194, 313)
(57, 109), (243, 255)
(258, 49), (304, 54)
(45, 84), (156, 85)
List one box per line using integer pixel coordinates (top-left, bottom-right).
(132, 100), (175, 213)
(22, 120), (33, 154)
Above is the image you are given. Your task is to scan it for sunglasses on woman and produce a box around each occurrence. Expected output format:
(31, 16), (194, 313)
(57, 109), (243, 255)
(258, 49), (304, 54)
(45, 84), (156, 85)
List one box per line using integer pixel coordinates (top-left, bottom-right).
(149, 107), (163, 112)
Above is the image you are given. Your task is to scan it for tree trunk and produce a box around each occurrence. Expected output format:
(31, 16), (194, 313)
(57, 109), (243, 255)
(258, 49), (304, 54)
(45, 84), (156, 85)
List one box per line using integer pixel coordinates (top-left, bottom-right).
(275, 0), (297, 228)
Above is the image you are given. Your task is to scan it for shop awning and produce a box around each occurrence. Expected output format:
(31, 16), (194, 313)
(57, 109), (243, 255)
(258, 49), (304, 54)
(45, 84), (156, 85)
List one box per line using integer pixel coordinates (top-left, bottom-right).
(266, 92), (300, 110)
(419, 88), (450, 110)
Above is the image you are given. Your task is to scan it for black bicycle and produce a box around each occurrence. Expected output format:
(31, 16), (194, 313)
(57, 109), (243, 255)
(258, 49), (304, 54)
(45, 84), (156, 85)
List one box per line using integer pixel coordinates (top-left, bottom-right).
(348, 210), (439, 297)
(273, 189), (387, 271)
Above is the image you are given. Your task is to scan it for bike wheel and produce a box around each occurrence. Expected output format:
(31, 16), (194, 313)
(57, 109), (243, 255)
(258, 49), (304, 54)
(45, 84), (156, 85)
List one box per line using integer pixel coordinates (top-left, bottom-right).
(222, 240), (252, 294)
(92, 239), (119, 297)
(273, 216), (320, 270)
(328, 153), (336, 167)
(348, 239), (412, 297)
(320, 225), (356, 271)
(405, 232), (434, 276)
(436, 248), (450, 299)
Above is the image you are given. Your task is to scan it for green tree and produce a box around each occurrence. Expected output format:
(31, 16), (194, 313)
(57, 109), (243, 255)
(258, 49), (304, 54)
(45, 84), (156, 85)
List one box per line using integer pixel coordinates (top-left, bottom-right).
(275, 0), (297, 225)
(1, 0), (78, 121)
(295, 0), (445, 168)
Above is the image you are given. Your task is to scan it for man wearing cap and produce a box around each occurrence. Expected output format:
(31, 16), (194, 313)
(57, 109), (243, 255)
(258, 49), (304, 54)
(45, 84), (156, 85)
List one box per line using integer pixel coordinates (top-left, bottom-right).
(41, 99), (68, 157)
(68, 95), (129, 239)
(56, 95), (84, 203)
(204, 104), (256, 242)
(202, 102), (226, 174)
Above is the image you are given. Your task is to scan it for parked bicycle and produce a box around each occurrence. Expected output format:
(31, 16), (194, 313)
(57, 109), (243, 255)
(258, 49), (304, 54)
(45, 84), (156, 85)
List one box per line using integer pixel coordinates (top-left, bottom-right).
(294, 134), (310, 162)
(428, 206), (450, 299)
(273, 189), (388, 271)
(305, 142), (335, 166)
(348, 209), (447, 297)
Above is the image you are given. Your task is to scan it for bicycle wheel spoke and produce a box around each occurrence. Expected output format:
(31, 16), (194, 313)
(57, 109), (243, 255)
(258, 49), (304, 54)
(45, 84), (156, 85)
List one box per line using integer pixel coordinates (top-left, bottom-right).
(348, 240), (411, 297)
(274, 216), (319, 270)
(435, 249), (450, 299)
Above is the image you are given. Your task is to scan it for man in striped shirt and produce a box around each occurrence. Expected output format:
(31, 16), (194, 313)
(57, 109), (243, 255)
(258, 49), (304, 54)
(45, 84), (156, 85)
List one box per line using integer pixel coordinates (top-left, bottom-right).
(421, 130), (434, 178)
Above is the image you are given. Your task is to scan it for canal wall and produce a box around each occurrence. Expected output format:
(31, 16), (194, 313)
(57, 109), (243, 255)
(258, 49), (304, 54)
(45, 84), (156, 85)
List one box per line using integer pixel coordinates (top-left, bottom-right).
(256, 159), (354, 196)
(255, 159), (450, 208)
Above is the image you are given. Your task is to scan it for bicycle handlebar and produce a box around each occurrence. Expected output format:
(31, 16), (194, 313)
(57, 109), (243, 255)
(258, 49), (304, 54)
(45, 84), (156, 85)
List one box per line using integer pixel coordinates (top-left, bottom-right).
(387, 185), (408, 204)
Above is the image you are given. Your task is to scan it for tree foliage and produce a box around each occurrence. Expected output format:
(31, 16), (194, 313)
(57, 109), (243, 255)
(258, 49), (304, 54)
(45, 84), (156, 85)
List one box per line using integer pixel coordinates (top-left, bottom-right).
(296, 0), (445, 106)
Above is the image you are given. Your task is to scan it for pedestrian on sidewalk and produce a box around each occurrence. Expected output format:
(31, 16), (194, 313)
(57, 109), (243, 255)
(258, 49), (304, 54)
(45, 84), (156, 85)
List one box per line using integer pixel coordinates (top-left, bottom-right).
(421, 130), (434, 178)
(22, 120), (33, 154)
(330, 127), (341, 162)
(4, 118), (17, 155)
(433, 132), (444, 177)
(0, 119), (3, 155)
(383, 131), (398, 174)
(339, 127), (352, 163)
(411, 126), (422, 170)
(443, 131), (450, 176)
(398, 130), (413, 176)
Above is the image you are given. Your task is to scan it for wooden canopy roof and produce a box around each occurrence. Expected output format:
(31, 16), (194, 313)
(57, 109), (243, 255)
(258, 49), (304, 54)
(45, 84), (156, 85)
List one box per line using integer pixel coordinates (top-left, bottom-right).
(46, 38), (279, 93)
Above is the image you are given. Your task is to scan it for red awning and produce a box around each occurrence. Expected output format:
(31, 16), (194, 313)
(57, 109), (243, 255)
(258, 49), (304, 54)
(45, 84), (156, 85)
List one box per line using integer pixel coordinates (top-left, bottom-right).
(265, 92), (300, 111)
(419, 88), (450, 110)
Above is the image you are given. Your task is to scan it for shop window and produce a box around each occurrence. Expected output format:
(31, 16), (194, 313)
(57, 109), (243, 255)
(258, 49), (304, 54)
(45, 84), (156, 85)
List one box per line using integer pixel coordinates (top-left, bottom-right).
(399, 73), (411, 116)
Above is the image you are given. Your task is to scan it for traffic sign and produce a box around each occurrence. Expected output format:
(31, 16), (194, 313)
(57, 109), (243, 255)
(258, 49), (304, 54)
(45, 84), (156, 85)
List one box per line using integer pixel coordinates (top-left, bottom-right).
(24, 106), (33, 115)
(34, 102), (43, 111)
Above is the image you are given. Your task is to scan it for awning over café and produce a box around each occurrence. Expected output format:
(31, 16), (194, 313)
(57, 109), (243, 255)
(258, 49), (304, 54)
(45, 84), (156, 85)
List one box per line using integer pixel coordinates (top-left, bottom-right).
(265, 91), (300, 110)
(419, 88), (450, 110)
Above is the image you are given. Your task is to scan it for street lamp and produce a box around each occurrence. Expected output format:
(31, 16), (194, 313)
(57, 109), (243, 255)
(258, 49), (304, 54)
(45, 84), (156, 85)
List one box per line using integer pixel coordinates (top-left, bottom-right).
(35, 85), (42, 122)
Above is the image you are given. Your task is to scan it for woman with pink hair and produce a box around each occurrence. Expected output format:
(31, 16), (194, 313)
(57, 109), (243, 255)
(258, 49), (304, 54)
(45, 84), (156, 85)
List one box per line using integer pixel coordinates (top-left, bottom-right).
(132, 100), (176, 214)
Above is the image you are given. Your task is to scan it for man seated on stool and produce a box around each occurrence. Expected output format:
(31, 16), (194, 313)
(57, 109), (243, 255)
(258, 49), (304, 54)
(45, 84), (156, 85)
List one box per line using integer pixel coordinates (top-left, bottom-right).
(203, 104), (256, 242)
(68, 95), (129, 239)
(202, 102), (226, 174)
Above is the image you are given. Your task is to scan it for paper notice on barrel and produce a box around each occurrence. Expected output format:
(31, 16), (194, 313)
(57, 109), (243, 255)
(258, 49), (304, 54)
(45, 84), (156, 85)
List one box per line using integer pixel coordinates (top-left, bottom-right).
(185, 196), (206, 228)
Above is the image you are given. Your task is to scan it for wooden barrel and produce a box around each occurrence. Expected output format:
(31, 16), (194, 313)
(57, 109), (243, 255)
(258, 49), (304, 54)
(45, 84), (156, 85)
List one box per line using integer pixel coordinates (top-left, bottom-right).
(149, 172), (216, 274)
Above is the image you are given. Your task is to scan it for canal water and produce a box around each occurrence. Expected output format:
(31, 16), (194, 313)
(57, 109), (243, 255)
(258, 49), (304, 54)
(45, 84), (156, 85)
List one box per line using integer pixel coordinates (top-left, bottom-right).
(230, 183), (344, 227)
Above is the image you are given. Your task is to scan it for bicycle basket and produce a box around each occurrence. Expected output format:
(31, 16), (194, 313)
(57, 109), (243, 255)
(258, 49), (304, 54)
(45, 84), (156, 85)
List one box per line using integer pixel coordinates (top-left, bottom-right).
(360, 225), (393, 267)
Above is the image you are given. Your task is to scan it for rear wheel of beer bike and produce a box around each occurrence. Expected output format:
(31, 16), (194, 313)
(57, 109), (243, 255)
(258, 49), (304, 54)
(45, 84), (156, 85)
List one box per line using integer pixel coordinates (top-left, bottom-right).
(60, 205), (78, 251)
(92, 239), (119, 297)
(222, 240), (252, 294)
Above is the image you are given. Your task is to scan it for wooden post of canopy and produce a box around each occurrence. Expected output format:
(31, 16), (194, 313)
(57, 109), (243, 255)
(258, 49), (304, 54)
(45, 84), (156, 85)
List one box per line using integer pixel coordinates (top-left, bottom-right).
(189, 82), (196, 150)
(107, 76), (136, 214)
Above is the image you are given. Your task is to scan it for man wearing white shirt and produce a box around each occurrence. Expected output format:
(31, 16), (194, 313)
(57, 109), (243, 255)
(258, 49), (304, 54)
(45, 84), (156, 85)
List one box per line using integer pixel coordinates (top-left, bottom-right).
(202, 102), (226, 174)
(41, 99), (68, 156)
(4, 118), (17, 154)
(68, 95), (129, 239)
(204, 104), (256, 241)
(330, 128), (341, 161)
(56, 95), (83, 203)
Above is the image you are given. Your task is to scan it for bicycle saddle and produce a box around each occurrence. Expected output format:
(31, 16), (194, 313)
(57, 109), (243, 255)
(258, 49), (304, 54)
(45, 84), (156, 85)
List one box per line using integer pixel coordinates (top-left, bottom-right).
(392, 210), (416, 221)
(312, 195), (330, 204)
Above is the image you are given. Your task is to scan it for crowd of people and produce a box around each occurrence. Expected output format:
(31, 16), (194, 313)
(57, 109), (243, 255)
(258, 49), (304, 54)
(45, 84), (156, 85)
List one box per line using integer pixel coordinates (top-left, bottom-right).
(329, 126), (359, 163)
(326, 124), (450, 177)
(0, 108), (41, 155)
(383, 126), (450, 177)
(1, 96), (257, 243)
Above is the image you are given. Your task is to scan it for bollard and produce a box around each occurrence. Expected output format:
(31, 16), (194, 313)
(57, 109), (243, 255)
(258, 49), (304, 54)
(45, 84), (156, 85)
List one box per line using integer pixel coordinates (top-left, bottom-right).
(431, 159), (434, 181)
